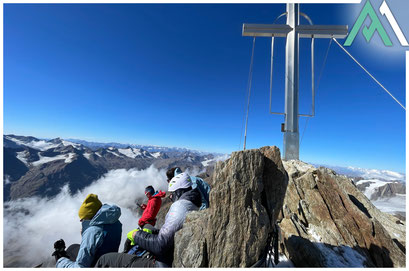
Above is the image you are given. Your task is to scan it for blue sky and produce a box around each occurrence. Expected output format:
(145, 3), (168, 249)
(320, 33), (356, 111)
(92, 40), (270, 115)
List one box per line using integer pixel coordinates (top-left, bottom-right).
(3, 2), (407, 172)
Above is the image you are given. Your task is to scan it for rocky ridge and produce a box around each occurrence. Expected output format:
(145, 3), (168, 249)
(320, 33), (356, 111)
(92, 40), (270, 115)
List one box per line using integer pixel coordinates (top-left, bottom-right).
(173, 147), (406, 267)
(278, 160), (405, 267)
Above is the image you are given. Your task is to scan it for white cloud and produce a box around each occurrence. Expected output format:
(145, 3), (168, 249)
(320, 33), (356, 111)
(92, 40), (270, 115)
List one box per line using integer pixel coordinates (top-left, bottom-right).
(215, 154), (230, 162)
(3, 165), (169, 267)
(4, 175), (12, 185)
(201, 154), (230, 167)
(372, 194), (406, 214)
(16, 150), (30, 166)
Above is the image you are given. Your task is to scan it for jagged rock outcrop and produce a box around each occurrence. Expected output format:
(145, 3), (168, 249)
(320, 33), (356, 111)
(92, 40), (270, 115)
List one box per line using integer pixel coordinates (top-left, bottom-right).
(279, 161), (406, 267)
(173, 146), (288, 267)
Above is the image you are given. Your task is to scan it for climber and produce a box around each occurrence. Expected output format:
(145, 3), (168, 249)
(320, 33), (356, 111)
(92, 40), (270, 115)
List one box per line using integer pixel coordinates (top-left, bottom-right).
(166, 167), (210, 210)
(53, 194), (122, 268)
(121, 186), (165, 253)
(94, 174), (201, 267)
(138, 186), (166, 228)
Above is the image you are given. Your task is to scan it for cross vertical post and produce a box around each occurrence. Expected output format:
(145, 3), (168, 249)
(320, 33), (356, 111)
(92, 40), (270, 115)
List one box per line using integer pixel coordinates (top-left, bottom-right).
(283, 3), (300, 160)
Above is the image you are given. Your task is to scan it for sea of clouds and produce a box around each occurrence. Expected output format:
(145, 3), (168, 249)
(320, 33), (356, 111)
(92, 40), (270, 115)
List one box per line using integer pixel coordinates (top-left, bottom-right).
(3, 165), (196, 267)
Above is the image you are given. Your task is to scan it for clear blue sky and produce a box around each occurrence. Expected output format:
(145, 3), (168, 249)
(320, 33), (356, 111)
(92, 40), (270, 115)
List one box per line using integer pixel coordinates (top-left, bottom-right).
(4, 2), (407, 172)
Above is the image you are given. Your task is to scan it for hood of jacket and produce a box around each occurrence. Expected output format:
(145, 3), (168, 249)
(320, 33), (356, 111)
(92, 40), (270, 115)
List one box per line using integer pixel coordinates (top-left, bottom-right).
(152, 190), (166, 199)
(89, 204), (121, 226)
(179, 188), (202, 208)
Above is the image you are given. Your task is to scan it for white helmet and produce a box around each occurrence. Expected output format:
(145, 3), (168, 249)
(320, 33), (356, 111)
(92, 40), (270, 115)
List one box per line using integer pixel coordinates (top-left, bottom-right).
(168, 172), (192, 192)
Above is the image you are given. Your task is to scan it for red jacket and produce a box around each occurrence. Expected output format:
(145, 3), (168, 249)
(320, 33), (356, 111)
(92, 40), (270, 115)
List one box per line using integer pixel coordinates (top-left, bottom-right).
(138, 190), (166, 227)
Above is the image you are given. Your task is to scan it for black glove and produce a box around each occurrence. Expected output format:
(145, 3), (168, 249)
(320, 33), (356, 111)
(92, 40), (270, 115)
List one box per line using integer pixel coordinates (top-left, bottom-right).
(52, 239), (68, 262)
(122, 238), (133, 253)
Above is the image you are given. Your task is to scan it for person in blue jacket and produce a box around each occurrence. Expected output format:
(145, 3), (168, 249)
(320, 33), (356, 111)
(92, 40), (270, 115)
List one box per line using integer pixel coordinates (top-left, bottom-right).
(52, 193), (122, 268)
(166, 167), (211, 210)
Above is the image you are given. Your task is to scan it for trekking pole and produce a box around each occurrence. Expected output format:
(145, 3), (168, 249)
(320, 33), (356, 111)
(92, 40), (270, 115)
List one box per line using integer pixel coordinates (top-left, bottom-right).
(273, 223), (279, 265)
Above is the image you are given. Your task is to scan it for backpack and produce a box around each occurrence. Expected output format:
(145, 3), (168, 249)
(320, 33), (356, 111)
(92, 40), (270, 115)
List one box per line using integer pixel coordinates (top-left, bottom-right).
(190, 176), (211, 210)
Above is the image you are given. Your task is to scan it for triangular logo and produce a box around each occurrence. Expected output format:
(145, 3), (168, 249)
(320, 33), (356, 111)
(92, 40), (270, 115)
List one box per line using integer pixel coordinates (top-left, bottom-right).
(344, 0), (392, 46)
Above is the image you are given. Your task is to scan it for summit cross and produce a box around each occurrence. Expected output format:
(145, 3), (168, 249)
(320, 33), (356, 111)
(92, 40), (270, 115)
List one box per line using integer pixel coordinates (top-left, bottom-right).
(242, 4), (348, 160)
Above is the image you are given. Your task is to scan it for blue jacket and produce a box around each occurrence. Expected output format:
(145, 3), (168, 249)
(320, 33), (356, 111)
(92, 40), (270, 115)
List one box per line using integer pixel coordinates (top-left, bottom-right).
(56, 204), (122, 268)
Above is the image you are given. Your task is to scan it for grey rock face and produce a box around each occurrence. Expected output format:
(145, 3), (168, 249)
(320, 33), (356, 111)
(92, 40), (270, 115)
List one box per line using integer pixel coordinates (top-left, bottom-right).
(279, 161), (406, 268)
(173, 146), (288, 267)
(3, 148), (29, 182)
(173, 211), (209, 267)
(10, 154), (104, 199)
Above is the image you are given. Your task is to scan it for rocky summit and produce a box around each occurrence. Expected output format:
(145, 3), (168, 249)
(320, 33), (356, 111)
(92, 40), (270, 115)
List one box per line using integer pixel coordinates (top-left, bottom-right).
(173, 146), (406, 267)
(173, 146), (288, 267)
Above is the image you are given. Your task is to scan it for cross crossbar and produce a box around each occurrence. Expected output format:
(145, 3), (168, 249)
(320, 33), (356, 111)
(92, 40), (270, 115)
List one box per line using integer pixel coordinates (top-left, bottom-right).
(297, 25), (348, 39)
(242, 23), (348, 39)
(242, 24), (292, 37)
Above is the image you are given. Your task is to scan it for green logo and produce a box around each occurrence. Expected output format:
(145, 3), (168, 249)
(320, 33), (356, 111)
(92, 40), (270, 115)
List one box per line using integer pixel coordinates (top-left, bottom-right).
(344, 0), (392, 46)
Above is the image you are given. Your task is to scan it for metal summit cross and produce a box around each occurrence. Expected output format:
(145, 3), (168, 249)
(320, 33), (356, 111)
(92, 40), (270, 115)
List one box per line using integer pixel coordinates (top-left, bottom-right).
(242, 4), (348, 160)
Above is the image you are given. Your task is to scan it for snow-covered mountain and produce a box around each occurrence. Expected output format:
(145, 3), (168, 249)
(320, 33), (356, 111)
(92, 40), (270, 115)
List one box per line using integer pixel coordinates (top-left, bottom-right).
(3, 134), (218, 201)
(354, 179), (406, 217)
(65, 138), (213, 155)
(313, 164), (405, 182)
(5, 135), (83, 151)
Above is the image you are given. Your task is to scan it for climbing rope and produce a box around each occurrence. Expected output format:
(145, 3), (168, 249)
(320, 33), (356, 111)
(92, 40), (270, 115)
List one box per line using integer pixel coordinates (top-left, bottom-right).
(332, 38), (406, 110)
(241, 37), (256, 151)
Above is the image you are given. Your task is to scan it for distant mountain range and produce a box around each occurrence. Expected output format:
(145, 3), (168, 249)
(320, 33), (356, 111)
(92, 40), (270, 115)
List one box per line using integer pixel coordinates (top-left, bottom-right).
(3, 134), (405, 212)
(312, 163), (405, 182)
(64, 138), (214, 154)
(3, 134), (218, 201)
